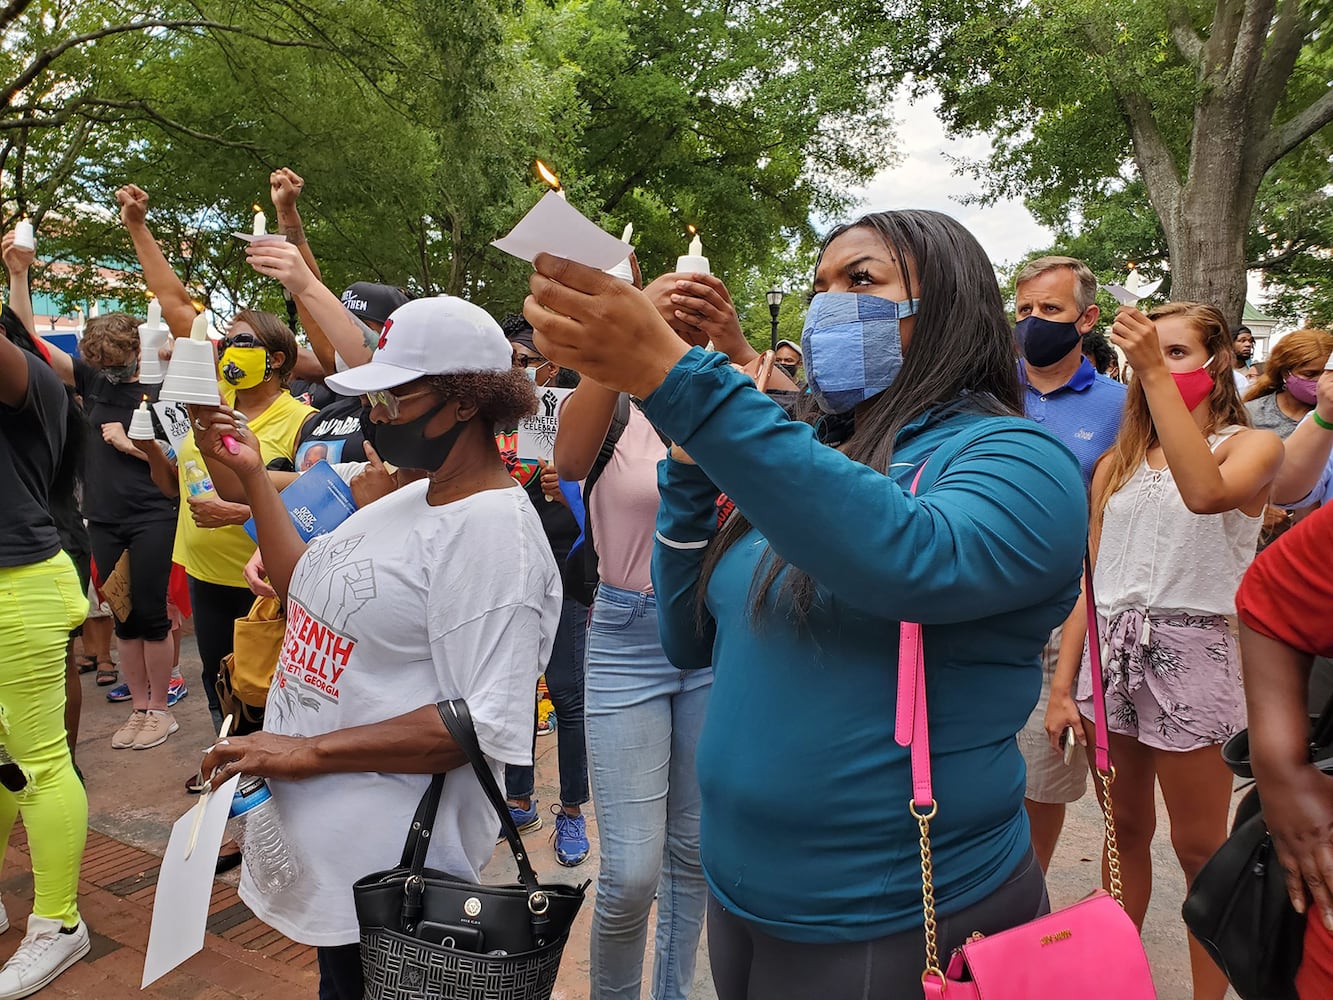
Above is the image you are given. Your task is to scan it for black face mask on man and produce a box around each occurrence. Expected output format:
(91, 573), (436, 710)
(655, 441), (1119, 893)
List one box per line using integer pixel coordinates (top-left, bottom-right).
(1014, 316), (1083, 368)
(359, 400), (470, 472)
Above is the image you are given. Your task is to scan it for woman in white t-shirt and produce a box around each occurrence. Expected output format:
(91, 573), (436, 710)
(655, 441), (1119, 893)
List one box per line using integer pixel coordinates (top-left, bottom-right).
(198, 296), (562, 1000)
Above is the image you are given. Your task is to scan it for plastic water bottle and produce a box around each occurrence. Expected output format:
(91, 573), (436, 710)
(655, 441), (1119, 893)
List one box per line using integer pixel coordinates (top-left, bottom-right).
(230, 776), (301, 894)
(183, 460), (217, 499)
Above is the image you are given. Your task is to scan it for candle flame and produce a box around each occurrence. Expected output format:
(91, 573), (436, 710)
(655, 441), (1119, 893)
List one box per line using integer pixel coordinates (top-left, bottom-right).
(252, 203), (262, 214)
(687, 224), (697, 235)
(1126, 261), (1136, 269)
(145, 290), (155, 300)
(192, 301), (205, 315)
(535, 160), (561, 190)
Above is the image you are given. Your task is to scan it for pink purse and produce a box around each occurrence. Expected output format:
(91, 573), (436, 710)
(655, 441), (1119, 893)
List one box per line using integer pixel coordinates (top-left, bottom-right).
(899, 467), (1155, 999)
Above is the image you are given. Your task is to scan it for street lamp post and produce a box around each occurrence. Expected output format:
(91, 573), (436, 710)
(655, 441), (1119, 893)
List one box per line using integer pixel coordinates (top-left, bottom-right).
(766, 285), (784, 353)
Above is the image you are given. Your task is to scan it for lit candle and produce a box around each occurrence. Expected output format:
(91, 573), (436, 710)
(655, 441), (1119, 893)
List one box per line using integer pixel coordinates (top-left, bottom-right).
(146, 293), (162, 328)
(189, 307), (209, 340)
(13, 217), (34, 251)
(252, 204), (266, 236)
(676, 226), (711, 275)
(128, 398), (156, 440)
(535, 161), (566, 200)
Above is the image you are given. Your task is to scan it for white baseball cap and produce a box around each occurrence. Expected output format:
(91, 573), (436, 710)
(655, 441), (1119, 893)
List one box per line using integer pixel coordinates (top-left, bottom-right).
(324, 295), (512, 395)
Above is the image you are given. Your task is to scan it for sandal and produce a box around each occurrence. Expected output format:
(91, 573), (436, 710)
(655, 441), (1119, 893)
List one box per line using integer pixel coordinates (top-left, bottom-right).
(75, 654), (98, 674)
(95, 662), (119, 686)
(185, 771), (206, 795)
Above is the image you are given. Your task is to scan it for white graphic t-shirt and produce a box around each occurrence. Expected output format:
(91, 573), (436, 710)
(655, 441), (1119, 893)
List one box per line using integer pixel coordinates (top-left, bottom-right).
(240, 480), (562, 946)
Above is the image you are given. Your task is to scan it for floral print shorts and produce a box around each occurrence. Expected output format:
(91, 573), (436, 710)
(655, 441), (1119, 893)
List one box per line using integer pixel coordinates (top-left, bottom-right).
(1075, 608), (1246, 752)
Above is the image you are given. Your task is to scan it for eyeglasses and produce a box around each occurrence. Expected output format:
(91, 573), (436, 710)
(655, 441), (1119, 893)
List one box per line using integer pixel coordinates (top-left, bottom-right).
(513, 353), (547, 369)
(363, 387), (434, 419)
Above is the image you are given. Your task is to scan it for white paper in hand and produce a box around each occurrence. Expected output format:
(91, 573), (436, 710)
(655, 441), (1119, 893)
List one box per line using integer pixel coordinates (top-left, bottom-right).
(517, 386), (575, 463)
(142, 774), (241, 988)
(231, 233), (289, 244)
(1102, 282), (1140, 306)
(492, 192), (633, 270)
(1325, 349), (1333, 371)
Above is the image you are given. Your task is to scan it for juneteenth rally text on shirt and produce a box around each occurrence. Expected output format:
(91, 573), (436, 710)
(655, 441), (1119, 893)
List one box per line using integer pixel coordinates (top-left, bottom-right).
(278, 599), (356, 704)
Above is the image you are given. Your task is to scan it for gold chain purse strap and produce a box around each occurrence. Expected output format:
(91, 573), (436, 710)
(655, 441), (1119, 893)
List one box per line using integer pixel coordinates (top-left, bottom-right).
(897, 525), (1124, 989)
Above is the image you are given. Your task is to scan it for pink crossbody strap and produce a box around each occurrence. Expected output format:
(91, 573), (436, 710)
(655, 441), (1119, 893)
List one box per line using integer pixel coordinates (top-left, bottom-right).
(1084, 555), (1111, 775)
(894, 463), (1112, 809)
(893, 464), (934, 810)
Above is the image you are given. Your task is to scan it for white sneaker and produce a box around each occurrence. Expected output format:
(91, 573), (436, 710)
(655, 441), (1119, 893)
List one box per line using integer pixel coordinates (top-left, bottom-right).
(0, 915), (90, 999)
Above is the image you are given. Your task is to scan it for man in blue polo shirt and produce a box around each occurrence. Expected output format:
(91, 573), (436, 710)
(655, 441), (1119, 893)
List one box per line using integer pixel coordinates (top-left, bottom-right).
(1011, 255), (1126, 873)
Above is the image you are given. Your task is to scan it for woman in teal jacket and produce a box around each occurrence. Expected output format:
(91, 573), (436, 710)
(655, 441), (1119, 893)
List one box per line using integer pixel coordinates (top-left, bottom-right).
(524, 210), (1087, 997)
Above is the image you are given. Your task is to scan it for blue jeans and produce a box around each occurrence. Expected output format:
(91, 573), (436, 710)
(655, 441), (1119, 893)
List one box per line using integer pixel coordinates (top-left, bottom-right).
(585, 584), (712, 1000)
(506, 597), (589, 806)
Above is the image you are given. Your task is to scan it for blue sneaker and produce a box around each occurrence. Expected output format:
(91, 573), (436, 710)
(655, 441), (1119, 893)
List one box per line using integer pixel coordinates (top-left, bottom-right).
(551, 806), (589, 867)
(105, 683), (131, 703)
(166, 676), (188, 707)
(499, 799), (542, 842)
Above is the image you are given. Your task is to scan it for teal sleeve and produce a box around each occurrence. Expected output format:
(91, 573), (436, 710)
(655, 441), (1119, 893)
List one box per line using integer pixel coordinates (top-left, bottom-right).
(651, 456), (719, 670)
(640, 348), (1086, 623)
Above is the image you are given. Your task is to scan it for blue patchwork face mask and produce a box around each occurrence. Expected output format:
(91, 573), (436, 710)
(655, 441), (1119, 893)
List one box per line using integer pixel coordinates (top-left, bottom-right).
(800, 292), (916, 414)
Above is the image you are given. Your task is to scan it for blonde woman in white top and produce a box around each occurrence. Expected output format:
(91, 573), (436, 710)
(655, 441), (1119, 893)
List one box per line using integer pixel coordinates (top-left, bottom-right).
(1046, 301), (1283, 1000)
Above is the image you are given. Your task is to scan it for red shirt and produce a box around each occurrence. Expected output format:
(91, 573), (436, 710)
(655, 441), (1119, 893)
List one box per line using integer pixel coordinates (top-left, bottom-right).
(1235, 502), (1333, 656)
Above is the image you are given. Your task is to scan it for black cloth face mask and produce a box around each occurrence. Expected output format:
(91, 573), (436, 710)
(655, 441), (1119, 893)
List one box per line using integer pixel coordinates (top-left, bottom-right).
(360, 400), (469, 472)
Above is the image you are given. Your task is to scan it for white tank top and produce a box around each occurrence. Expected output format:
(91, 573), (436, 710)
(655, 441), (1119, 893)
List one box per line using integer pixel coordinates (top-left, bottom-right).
(1094, 427), (1262, 618)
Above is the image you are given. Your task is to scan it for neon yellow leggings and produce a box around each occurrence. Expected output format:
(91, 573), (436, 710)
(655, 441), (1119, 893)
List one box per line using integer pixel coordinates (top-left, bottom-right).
(0, 552), (87, 927)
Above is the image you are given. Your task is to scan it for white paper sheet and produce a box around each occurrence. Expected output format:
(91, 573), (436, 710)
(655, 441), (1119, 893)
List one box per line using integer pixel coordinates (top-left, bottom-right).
(142, 774), (242, 988)
(516, 385), (575, 463)
(151, 400), (192, 452)
(1325, 349), (1333, 371)
(492, 192), (633, 270)
(231, 232), (289, 244)
(1101, 282), (1140, 306)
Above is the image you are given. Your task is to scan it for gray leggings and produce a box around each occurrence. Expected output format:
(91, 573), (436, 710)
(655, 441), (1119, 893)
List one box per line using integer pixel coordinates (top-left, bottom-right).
(707, 848), (1048, 1000)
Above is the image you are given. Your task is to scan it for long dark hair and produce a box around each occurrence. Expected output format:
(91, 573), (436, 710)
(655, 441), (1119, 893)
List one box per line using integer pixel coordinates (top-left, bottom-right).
(697, 209), (1023, 624)
(1, 306), (86, 504)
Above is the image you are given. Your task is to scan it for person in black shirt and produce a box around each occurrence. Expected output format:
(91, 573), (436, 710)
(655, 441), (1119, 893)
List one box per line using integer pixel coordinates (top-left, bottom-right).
(0, 305), (92, 994)
(51, 313), (181, 752)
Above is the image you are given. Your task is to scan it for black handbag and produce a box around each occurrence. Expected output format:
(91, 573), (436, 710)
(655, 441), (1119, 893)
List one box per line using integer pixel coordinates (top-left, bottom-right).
(1182, 694), (1333, 1000)
(352, 700), (589, 1000)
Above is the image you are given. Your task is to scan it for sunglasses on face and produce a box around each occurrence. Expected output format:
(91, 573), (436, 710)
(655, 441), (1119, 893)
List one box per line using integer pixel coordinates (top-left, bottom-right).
(219, 332), (264, 351)
(513, 353), (548, 369)
(362, 387), (434, 419)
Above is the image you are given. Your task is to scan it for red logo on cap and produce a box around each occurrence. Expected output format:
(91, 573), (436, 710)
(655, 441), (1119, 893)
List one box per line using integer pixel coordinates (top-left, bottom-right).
(377, 318), (393, 350)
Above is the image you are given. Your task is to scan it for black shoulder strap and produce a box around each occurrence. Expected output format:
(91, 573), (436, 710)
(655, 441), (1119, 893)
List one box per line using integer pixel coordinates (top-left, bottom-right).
(583, 393), (631, 500)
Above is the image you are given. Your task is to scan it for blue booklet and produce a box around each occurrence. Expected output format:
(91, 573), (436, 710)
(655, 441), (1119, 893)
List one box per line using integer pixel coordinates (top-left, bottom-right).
(243, 460), (357, 544)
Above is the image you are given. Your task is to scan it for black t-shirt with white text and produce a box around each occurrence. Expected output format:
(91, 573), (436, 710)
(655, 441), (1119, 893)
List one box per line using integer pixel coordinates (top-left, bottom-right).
(73, 359), (178, 524)
(295, 394), (368, 469)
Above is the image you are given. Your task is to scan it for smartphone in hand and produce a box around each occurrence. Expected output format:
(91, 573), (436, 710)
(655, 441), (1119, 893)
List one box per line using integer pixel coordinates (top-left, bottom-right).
(1060, 726), (1078, 765)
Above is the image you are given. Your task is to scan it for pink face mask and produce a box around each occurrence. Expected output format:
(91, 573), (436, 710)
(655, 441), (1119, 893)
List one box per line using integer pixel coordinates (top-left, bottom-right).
(1171, 358), (1215, 411)
(1285, 374), (1319, 405)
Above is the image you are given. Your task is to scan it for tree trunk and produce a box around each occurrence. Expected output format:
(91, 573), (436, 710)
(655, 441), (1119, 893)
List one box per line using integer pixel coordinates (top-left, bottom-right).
(1161, 199), (1249, 329)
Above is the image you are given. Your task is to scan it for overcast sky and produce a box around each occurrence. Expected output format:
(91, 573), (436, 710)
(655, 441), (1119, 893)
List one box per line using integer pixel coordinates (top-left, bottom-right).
(848, 94), (1054, 273)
